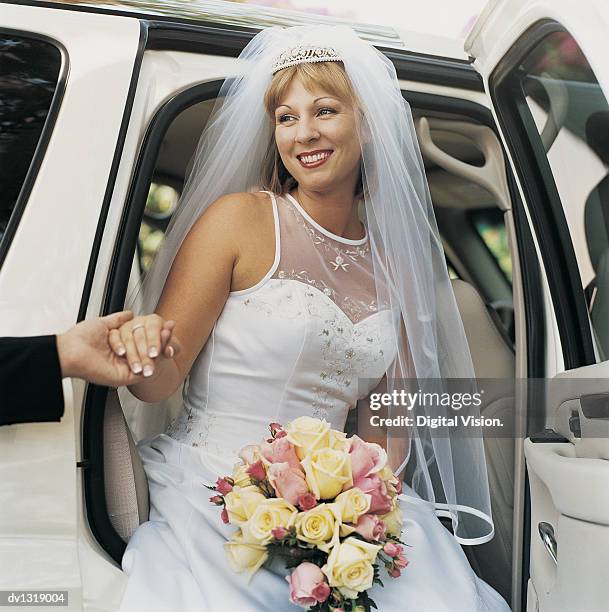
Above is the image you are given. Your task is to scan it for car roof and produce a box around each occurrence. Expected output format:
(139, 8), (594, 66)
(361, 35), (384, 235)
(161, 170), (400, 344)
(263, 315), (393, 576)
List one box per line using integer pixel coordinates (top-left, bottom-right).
(12, 0), (470, 61)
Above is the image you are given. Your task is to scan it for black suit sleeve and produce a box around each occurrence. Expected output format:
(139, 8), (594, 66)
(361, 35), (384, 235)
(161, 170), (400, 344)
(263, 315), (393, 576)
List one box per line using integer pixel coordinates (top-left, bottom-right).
(0, 335), (65, 426)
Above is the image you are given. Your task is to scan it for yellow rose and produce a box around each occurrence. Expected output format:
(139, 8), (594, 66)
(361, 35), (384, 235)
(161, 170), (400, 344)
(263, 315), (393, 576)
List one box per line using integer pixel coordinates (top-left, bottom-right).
(232, 463), (253, 488)
(322, 537), (381, 598)
(301, 448), (353, 500)
(380, 505), (403, 537)
(295, 503), (341, 552)
(224, 531), (268, 579)
(378, 465), (400, 497)
(378, 465), (397, 484)
(224, 485), (266, 525)
(285, 416), (331, 459)
(241, 498), (297, 545)
(334, 487), (371, 524)
(328, 429), (349, 452)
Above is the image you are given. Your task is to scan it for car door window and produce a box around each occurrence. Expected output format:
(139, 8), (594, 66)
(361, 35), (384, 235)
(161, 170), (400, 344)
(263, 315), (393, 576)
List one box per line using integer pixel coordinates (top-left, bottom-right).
(469, 208), (512, 284)
(503, 30), (609, 362)
(139, 181), (180, 274)
(0, 34), (62, 248)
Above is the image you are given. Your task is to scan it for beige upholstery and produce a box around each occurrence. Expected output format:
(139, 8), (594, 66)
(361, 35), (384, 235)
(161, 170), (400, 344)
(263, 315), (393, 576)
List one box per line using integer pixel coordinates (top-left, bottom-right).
(451, 279), (515, 603)
(103, 390), (149, 542)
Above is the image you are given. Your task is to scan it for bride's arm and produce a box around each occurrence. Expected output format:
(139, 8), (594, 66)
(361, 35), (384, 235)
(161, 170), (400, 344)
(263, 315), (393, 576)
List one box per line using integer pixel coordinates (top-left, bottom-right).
(126, 194), (247, 403)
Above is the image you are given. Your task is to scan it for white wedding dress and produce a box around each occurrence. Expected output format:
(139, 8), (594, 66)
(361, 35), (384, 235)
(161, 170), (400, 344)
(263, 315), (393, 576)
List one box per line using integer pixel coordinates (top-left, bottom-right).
(119, 191), (510, 612)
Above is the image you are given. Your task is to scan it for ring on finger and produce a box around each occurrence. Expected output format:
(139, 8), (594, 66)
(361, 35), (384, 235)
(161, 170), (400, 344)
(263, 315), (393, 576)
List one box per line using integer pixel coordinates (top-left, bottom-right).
(131, 323), (145, 333)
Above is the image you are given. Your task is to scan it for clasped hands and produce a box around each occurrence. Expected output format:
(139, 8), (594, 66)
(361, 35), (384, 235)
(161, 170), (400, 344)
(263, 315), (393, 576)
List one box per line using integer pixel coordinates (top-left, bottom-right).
(57, 310), (181, 388)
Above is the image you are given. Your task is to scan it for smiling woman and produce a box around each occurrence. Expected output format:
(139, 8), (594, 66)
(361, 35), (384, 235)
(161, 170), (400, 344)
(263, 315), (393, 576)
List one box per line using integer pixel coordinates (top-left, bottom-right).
(262, 61), (364, 212)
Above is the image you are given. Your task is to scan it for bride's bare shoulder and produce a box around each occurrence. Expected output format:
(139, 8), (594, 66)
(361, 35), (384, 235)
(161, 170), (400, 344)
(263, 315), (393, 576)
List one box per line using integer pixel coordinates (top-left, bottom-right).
(202, 190), (274, 232)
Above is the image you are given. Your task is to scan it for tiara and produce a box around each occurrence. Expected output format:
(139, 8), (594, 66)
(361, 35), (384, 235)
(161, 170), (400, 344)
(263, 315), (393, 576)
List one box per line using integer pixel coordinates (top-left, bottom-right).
(271, 45), (343, 74)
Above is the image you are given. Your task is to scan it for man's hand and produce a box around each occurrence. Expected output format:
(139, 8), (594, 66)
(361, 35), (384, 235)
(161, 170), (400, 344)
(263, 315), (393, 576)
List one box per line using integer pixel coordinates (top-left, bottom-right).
(56, 311), (180, 387)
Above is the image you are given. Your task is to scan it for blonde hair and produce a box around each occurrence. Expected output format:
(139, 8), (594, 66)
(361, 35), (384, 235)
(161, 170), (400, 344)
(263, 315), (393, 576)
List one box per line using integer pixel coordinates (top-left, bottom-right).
(260, 61), (364, 196)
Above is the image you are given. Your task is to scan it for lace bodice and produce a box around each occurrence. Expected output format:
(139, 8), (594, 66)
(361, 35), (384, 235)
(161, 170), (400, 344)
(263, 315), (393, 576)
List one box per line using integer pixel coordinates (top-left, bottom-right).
(165, 191), (395, 474)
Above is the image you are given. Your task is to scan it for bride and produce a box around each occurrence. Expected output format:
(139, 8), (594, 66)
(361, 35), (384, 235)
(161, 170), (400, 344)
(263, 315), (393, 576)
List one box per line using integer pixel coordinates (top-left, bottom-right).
(112, 24), (510, 611)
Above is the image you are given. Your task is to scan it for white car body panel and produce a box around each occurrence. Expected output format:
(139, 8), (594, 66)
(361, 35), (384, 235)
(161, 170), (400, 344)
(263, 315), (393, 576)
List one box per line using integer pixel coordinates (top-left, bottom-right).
(0, 5), (141, 610)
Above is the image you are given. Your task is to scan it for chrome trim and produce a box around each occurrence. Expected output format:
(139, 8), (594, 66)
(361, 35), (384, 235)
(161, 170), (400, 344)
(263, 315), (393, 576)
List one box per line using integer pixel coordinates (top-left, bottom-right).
(46, 0), (408, 49)
(538, 521), (558, 565)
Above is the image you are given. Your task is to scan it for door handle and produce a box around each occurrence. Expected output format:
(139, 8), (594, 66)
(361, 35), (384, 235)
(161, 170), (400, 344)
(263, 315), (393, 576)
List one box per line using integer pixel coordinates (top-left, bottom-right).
(538, 522), (558, 565)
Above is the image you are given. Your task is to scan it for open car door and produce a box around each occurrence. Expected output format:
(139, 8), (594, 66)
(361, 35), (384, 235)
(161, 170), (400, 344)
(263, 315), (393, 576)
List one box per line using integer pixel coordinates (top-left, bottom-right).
(0, 4), (142, 609)
(466, 1), (609, 611)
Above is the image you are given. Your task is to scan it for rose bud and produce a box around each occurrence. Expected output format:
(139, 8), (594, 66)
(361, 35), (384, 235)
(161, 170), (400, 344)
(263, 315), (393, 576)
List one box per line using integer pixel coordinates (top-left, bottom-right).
(297, 492), (318, 511)
(388, 567), (401, 578)
(395, 553), (409, 569)
(209, 495), (224, 505)
(221, 507), (229, 524)
(246, 460), (266, 481)
(383, 542), (400, 557)
(215, 478), (233, 495)
(269, 422), (284, 435)
(272, 526), (288, 540)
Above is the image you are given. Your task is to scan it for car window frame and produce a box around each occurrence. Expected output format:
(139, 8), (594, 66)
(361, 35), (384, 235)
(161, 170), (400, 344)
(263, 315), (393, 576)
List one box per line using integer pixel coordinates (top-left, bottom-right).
(0, 28), (67, 270)
(489, 18), (597, 370)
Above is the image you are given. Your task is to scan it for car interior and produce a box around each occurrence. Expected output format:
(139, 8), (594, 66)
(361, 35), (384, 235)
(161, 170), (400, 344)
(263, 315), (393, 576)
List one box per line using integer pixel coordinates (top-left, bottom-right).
(101, 91), (519, 605)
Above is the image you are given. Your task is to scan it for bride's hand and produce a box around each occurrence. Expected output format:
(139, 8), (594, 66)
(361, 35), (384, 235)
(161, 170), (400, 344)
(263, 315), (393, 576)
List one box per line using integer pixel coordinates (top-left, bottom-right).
(108, 314), (182, 377)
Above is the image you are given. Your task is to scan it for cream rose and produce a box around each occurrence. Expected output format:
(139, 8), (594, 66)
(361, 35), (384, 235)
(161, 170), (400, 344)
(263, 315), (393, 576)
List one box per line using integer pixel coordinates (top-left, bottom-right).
(334, 487), (371, 524)
(224, 485), (266, 525)
(322, 537), (382, 598)
(301, 448), (353, 500)
(224, 531), (268, 579)
(285, 416), (331, 459)
(380, 504), (403, 538)
(232, 463), (253, 488)
(241, 498), (298, 545)
(328, 429), (349, 453)
(295, 503), (341, 552)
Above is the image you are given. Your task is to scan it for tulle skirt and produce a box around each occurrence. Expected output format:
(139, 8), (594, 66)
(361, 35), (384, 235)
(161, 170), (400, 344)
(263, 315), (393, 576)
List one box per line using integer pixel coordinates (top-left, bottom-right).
(118, 434), (510, 612)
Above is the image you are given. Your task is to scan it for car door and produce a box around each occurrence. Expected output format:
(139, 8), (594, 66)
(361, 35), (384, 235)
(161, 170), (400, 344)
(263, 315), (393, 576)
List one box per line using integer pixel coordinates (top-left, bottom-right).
(0, 4), (142, 610)
(466, 1), (609, 611)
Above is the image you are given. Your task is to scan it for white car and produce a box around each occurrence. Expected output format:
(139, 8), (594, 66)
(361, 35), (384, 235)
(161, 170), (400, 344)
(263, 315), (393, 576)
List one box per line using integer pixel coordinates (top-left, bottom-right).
(1, 0), (608, 610)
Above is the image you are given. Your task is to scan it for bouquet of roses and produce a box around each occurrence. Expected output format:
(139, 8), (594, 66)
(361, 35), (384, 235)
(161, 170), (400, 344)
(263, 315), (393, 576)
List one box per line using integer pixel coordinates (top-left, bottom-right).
(207, 416), (408, 611)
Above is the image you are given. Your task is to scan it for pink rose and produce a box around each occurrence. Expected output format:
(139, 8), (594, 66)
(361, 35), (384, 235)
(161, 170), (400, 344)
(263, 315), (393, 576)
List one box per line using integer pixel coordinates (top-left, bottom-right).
(267, 462), (309, 505)
(239, 444), (259, 465)
(215, 478), (233, 495)
(272, 526), (288, 540)
(388, 567), (401, 578)
(286, 562), (330, 608)
(297, 492), (317, 511)
(354, 514), (386, 542)
(354, 474), (393, 514)
(260, 436), (302, 471)
(246, 460), (266, 481)
(220, 507), (229, 524)
(383, 542), (400, 557)
(269, 422), (284, 435)
(396, 553), (409, 569)
(349, 435), (386, 481)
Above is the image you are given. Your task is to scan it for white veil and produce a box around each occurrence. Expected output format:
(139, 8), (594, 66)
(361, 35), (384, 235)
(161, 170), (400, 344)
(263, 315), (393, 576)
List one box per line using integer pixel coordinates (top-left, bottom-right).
(127, 24), (494, 545)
